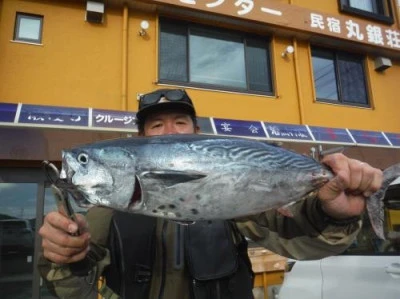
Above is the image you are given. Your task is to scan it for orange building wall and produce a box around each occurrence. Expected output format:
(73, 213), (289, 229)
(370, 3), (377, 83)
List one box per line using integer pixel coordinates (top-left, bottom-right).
(0, 0), (122, 110)
(0, 0), (399, 133)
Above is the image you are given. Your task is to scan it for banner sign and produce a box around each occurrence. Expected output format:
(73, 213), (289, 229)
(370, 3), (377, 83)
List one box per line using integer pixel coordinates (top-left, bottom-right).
(264, 122), (313, 141)
(149, 0), (400, 53)
(308, 126), (354, 144)
(384, 132), (400, 147)
(349, 129), (391, 146)
(19, 104), (88, 127)
(214, 118), (266, 138)
(92, 109), (137, 130)
(0, 102), (399, 148)
(0, 103), (18, 123)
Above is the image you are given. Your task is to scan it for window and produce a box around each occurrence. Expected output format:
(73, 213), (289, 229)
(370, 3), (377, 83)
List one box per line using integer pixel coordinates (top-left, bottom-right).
(14, 13), (43, 44)
(159, 18), (273, 94)
(339, 0), (394, 24)
(311, 47), (369, 107)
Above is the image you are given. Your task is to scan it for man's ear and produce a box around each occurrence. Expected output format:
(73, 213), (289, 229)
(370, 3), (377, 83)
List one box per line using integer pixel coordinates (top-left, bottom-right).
(195, 125), (201, 134)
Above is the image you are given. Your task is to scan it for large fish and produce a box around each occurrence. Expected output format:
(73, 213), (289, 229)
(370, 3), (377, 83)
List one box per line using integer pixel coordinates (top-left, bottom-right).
(57, 134), (397, 239)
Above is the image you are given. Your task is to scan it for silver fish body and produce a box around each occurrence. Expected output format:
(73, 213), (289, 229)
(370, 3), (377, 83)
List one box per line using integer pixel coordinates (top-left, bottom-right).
(59, 134), (333, 221)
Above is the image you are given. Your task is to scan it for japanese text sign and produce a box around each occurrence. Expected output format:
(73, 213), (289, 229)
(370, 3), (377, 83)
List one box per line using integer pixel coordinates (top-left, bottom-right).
(19, 104), (88, 127)
(214, 118), (266, 138)
(264, 122), (313, 141)
(92, 109), (137, 130)
(309, 126), (354, 144)
(349, 129), (390, 146)
(149, 0), (400, 52)
(384, 132), (400, 147)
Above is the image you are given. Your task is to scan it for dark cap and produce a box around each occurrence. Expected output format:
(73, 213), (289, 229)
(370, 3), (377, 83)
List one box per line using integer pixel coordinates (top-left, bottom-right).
(136, 89), (196, 122)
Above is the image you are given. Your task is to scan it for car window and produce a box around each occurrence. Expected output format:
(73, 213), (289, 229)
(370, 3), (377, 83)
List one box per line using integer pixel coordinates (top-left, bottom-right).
(343, 208), (400, 255)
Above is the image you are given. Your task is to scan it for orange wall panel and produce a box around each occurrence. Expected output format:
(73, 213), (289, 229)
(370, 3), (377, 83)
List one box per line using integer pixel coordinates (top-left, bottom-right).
(0, 0), (122, 109)
(0, 0), (399, 134)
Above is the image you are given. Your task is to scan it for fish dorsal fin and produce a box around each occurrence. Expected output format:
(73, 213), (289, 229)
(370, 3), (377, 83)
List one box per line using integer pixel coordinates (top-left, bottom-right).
(140, 170), (207, 187)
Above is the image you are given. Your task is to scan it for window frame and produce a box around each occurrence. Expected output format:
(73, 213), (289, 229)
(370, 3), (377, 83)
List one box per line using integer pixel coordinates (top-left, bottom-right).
(311, 46), (370, 108)
(158, 17), (274, 96)
(0, 167), (48, 298)
(13, 12), (44, 44)
(338, 0), (394, 24)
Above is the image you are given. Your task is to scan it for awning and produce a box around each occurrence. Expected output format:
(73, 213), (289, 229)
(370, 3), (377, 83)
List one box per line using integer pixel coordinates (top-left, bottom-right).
(1, 102), (399, 168)
(1, 102), (399, 147)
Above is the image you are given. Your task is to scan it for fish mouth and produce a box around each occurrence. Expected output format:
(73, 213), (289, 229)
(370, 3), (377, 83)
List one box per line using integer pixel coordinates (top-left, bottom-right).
(67, 188), (94, 208)
(54, 179), (94, 208)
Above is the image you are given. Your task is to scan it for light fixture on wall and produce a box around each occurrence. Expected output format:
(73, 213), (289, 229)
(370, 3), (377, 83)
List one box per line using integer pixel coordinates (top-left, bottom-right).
(282, 45), (294, 57)
(374, 56), (392, 72)
(139, 20), (150, 36)
(86, 1), (104, 24)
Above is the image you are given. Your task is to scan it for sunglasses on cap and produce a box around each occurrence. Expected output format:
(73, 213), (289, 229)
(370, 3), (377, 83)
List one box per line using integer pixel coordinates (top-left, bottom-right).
(138, 89), (193, 110)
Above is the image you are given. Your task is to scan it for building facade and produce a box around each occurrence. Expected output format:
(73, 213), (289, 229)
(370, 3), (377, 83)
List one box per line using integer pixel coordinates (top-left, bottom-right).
(0, 0), (399, 298)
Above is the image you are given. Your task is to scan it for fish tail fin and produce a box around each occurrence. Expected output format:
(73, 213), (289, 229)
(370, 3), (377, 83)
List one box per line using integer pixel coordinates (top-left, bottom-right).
(367, 163), (400, 240)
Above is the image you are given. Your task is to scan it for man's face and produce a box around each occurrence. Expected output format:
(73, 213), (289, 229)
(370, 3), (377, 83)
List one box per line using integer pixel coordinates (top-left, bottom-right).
(142, 110), (198, 137)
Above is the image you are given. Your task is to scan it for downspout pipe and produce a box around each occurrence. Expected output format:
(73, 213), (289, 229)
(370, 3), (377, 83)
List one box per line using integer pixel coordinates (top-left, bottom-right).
(121, 4), (128, 110)
(293, 38), (305, 124)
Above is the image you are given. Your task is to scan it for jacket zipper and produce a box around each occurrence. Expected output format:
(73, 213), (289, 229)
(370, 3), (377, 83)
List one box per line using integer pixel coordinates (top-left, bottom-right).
(112, 219), (126, 297)
(158, 220), (168, 299)
(174, 223), (184, 270)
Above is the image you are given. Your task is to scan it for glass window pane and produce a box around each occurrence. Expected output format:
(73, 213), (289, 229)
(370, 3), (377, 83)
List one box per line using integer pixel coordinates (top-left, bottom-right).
(349, 0), (374, 12)
(337, 54), (368, 105)
(246, 39), (272, 92)
(0, 183), (37, 299)
(159, 20), (188, 82)
(18, 17), (41, 40)
(311, 50), (339, 101)
(189, 28), (246, 89)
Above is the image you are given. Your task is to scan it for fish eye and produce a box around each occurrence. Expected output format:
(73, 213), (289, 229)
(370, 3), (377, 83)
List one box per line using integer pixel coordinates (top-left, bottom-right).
(77, 153), (89, 165)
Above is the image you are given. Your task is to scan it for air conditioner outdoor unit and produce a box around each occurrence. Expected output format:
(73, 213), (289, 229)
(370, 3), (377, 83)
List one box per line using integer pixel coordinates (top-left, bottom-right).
(86, 1), (104, 24)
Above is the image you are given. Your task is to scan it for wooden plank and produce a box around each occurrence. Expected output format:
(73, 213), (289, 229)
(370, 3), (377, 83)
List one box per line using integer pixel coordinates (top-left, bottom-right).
(248, 247), (287, 273)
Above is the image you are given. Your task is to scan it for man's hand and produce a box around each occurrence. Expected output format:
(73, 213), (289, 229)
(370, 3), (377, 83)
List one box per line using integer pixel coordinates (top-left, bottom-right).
(39, 211), (91, 264)
(317, 153), (383, 220)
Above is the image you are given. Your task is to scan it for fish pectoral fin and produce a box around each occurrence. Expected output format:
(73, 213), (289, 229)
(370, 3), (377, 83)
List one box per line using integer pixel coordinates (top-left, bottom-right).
(141, 170), (207, 187)
(277, 201), (296, 218)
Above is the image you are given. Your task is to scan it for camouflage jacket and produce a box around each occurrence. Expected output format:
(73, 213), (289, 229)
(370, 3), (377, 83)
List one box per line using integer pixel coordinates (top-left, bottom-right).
(38, 197), (361, 298)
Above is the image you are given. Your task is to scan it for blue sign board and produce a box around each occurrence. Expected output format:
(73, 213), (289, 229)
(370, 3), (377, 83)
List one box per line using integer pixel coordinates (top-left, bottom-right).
(213, 118), (266, 138)
(384, 132), (400, 147)
(308, 126), (354, 144)
(19, 104), (88, 127)
(0, 103), (18, 123)
(264, 122), (313, 141)
(2, 102), (400, 149)
(349, 129), (390, 146)
(92, 109), (137, 129)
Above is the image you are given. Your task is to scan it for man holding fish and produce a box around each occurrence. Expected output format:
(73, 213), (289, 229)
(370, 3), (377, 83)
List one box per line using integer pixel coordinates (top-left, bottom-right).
(38, 89), (383, 299)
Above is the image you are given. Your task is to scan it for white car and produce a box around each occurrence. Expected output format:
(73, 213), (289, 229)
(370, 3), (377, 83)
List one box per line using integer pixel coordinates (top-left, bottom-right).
(278, 180), (400, 299)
